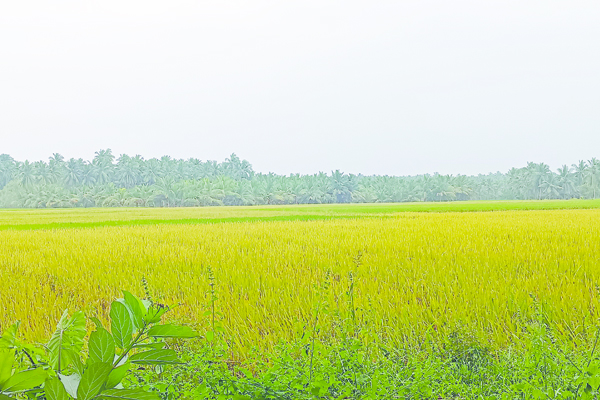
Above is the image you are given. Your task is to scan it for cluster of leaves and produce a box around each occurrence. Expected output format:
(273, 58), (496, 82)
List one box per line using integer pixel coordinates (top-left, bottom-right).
(0, 291), (197, 400)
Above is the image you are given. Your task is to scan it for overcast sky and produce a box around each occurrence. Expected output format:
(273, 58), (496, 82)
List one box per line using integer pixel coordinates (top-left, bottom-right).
(1, 1), (599, 176)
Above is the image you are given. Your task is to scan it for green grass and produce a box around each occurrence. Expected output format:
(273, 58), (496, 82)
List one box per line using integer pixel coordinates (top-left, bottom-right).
(1, 199), (600, 231)
(269, 198), (600, 213)
(0, 215), (363, 231)
(136, 327), (600, 400)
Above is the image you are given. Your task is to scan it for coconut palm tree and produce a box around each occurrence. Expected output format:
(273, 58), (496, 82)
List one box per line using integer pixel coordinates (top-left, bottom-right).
(223, 153), (254, 180)
(33, 161), (54, 185)
(539, 173), (562, 199)
(0, 154), (16, 189)
(330, 170), (353, 203)
(525, 162), (551, 200)
(48, 153), (66, 182)
(572, 160), (588, 188)
(63, 158), (85, 187)
(80, 163), (98, 186)
(115, 155), (142, 188)
(17, 160), (36, 188)
(102, 188), (132, 207)
(556, 165), (577, 199)
(233, 179), (255, 205)
(584, 158), (600, 198)
(92, 149), (115, 184)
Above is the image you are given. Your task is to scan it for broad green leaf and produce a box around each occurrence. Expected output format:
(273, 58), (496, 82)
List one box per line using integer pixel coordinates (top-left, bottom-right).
(589, 376), (600, 390)
(0, 394), (15, 400)
(147, 324), (198, 339)
(2, 368), (47, 392)
(90, 317), (104, 329)
(89, 328), (115, 364)
(77, 362), (112, 400)
(110, 302), (134, 349)
(205, 331), (214, 342)
(140, 300), (151, 311)
(70, 352), (85, 376)
(58, 373), (80, 399)
(0, 323), (19, 349)
(129, 349), (180, 365)
(132, 342), (164, 350)
(106, 361), (130, 389)
(97, 388), (160, 400)
(144, 306), (168, 324)
(122, 292), (145, 330)
(47, 310), (87, 372)
(0, 349), (15, 388)
(44, 377), (69, 400)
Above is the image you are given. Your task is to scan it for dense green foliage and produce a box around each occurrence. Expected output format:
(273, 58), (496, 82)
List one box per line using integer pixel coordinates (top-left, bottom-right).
(141, 323), (600, 400)
(0, 289), (196, 400)
(1, 150), (600, 208)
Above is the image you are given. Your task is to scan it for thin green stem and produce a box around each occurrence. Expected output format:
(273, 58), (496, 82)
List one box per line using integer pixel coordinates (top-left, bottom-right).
(114, 324), (147, 369)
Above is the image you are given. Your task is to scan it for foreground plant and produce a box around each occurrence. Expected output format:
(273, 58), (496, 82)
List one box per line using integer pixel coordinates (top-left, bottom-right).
(0, 289), (197, 400)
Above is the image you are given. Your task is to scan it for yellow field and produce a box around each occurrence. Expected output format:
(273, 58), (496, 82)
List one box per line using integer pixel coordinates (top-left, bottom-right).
(1, 206), (600, 356)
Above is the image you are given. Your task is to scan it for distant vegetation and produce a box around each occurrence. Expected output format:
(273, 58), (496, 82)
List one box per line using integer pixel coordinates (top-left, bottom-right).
(1, 150), (599, 208)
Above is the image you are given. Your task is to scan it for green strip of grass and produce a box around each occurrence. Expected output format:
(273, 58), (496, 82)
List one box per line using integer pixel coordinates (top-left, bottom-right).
(267, 199), (600, 213)
(0, 214), (371, 231)
(2, 199), (600, 231)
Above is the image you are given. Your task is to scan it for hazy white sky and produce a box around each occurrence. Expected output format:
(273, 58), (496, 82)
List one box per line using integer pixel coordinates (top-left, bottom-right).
(1, 1), (599, 176)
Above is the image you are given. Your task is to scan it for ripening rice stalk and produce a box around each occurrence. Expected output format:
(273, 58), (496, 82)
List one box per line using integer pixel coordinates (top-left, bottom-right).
(1, 208), (599, 357)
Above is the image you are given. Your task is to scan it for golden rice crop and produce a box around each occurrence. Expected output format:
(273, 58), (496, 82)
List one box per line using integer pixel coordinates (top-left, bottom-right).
(1, 208), (600, 357)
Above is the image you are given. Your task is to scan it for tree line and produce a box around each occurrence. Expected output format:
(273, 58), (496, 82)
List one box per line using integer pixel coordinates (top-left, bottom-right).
(0, 150), (599, 208)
